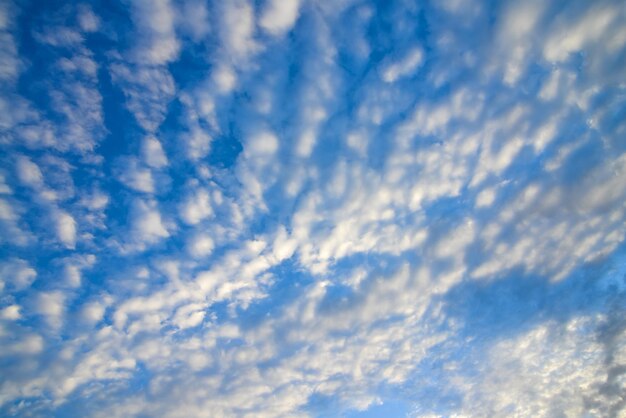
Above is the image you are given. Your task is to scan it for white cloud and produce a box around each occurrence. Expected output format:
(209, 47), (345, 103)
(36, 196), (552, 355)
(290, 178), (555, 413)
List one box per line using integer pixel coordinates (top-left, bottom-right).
(475, 186), (496, 208)
(295, 129), (316, 158)
(110, 64), (176, 133)
(0, 304), (21, 320)
(36, 291), (65, 328)
(187, 233), (214, 258)
(185, 126), (213, 161)
(434, 218), (475, 260)
(471, 151), (626, 282)
(64, 264), (81, 287)
(180, 188), (213, 225)
(77, 5), (100, 33)
(58, 55), (98, 77)
(543, 4), (617, 63)
(130, 0), (180, 64)
(141, 136), (168, 168)
(131, 199), (169, 246)
(260, 0), (301, 36)
(16, 156), (44, 189)
(245, 131), (279, 157)
(0, 258), (37, 290)
(117, 158), (155, 193)
(0, 8), (20, 83)
(80, 300), (107, 323)
(212, 65), (237, 93)
(47, 67), (105, 153)
(0, 173), (12, 194)
(0, 198), (16, 220)
(34, 27), (84, 48)
(220, 0), (257, 59)
(381, 47), (424, 83)
(56, 211), (77, 249)
(451, 315), (623, 417)
(496, 0), (545, 85)
(3, 1), (626, 416)
(171, 303), (205, 329)
(178, 94), (214, 160)
(81, 189), (109, 211)
(178, 0), (210, 41)
(10, 18), (105, 154)
(270, 226), (297, 262)
(5, 333), (44, 355)
(346, 131), (368, 157)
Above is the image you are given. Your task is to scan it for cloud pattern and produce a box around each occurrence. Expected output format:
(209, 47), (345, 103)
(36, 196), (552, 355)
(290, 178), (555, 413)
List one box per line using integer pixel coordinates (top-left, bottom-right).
(1, 0), (626, 416)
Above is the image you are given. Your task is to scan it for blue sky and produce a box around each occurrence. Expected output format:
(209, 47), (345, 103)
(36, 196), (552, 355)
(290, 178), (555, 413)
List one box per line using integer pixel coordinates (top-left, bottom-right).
(1, 0), (626, 416)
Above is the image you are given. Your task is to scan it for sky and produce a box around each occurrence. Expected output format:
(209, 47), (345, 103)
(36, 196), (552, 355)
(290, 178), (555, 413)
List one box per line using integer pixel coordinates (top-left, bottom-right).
(0, 0), (626, 416)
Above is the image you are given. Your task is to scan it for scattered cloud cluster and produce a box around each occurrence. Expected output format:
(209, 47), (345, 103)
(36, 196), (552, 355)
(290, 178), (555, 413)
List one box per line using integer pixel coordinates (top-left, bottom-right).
(1, 0), (625, 417)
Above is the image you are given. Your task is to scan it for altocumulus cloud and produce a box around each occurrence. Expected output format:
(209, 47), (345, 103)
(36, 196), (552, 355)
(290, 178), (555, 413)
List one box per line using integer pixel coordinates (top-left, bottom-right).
(1, 0), (625, 417)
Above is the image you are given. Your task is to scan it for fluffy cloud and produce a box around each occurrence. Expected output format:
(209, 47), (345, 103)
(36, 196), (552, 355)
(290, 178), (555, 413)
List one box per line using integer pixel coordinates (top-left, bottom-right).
(116, 157), (156, 193)
(0, 2), (21, 84)
(187, 233), (214, 257)
(80, 298), (110, 323)
(55, 211), (77, 249)
(16, 156), (44, 189)
(35, 291), (65, 328)
(179, 188), (213, 225)
(129, 0), (180, 65)
(381, 47), (424, 83)
(260, 0), (301, 36)
(0, 198), (15, 221)
(0, 304), (21, 320)
(109, 63), (176, 133)
(219, 0), (257, 59)
(129, 199), (170, 248)
(77, 5), (100, 33)
(451, 315), (625, 417)
(0, 258), (37, 290)
(141, 135), (168, 168)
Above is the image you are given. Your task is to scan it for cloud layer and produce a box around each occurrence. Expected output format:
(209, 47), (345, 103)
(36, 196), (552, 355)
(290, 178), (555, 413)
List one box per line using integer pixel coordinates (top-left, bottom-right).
(1, 0), (625, 417)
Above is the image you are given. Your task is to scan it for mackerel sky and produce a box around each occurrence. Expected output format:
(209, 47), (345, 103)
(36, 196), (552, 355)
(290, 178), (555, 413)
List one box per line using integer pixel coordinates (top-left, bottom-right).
(1, 0), (626, 416)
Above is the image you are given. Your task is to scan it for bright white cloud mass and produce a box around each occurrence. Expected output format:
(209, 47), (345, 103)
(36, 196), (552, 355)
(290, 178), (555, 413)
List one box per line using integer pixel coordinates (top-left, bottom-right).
(1, 0), (625, 417)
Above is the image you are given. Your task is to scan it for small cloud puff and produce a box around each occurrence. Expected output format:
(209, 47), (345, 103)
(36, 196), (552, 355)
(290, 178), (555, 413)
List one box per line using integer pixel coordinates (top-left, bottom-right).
(187, 233), (214, 258)
(16, 156), (44, 189)
(77, 4), (100, 33)
(55, 211), (77, 249)
(0, 304), (21, 320)
(116, 157), (155, 194)
(260, 0), (301, 36)
(35, 291), (65, 328)
(141, 136), (169, 169)
(381, 47), (424, 83)
(0, 258), (37, 290)
(130, 0), (180, 64)
(130, 199), (170, 247)
(180, 188), (213, 225)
